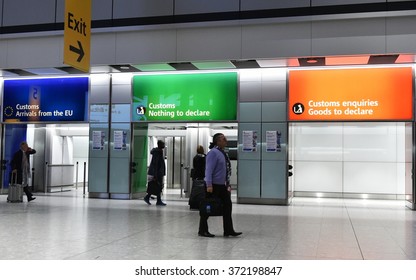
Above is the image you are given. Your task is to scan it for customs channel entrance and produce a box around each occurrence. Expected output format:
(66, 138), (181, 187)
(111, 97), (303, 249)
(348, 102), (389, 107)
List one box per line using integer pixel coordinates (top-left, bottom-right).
(1, 123), (89, 196)
(131, 122), (238, 198)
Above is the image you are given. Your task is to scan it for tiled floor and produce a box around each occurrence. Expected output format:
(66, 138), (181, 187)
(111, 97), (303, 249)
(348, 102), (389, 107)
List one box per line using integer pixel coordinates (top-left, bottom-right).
(1, 189), (416, 260)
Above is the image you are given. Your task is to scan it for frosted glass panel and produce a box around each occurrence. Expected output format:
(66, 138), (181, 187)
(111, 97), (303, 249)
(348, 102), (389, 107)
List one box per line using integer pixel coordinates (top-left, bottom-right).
(397, 163), (405, 195)
(343, 123), (397, 162)
(344, 162), (397, 194)
(291, 122), (407, 196)
(292, 123), (343, 161)
(294, 161), (343, 192)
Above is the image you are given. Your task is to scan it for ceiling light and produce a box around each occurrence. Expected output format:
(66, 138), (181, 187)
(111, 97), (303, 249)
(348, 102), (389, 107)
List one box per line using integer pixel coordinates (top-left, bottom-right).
(307, 58), (318, 63)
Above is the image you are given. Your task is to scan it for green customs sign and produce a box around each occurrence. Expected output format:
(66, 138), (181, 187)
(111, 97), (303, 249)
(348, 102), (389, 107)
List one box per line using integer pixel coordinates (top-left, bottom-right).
(132, 72), (238, 121)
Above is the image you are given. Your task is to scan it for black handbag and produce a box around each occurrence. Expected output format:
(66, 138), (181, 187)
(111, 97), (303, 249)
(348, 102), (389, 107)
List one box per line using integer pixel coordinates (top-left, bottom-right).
(199, 194), (223, 216)
(146, 180), (161, 195)
(189, 179), (206, 210)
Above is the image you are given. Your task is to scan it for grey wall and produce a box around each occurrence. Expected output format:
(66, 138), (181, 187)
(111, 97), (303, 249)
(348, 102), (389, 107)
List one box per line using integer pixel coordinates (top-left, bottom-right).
(88, 74), (111, 195)
(1, 1), (416, 69)
(237, 69), (288, 204)
(1, 1), (411, 27)
(2, 0), (56, 26)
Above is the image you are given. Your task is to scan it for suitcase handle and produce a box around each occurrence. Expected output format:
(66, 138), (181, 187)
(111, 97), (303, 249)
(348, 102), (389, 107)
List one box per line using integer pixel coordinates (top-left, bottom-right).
(11, 171), (17, 185)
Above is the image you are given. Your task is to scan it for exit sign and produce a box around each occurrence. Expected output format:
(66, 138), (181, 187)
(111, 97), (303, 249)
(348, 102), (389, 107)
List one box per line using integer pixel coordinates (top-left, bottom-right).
(63, 0), (91, 72)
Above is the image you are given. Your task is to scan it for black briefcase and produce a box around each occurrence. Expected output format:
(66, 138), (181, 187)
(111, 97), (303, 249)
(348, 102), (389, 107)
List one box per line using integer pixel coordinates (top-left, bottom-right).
(199, 195), (223, 216)
(146, 180), (161, 195)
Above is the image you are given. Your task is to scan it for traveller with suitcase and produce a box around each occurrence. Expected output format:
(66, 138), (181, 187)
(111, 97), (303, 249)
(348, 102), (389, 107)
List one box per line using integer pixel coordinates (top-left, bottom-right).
(10, 141), (36, 202)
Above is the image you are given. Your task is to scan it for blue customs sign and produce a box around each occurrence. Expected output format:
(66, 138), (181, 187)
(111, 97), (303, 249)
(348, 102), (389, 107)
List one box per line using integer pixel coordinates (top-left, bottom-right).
(3, 77), (89, 122)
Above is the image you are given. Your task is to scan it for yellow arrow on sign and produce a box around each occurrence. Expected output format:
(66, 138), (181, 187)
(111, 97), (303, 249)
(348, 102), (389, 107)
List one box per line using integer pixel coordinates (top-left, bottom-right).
(63, 0), (91, 72)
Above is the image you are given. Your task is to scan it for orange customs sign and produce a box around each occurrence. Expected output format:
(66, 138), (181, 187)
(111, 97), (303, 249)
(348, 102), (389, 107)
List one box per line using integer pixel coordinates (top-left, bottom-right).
(288, 67), (413, 121)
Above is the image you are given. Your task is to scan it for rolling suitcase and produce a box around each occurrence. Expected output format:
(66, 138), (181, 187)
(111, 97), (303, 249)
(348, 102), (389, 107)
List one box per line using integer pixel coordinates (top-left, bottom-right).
(7, 172), (23, 203)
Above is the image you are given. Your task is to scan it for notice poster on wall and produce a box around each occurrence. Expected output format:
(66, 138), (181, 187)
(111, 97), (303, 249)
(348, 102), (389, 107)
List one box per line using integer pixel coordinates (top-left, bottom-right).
(132, 72), (237, 122)
(3, 77), (89, 122)
(242, 130), (257, 152)
(288, 67), (413, 121)
(92, 131), (105, 150)
(266, 131), (282, 152)
(113, 130), (127, 150)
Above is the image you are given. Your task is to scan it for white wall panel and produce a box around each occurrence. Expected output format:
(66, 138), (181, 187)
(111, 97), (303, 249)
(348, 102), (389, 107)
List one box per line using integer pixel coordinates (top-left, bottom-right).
(113, 0), (173, 19)
(242, 22), (312, 59)
(239, 69), (261, 102)
(112, 73), (133, 103)
(5, 36), (63, 68)
(91, 34), (117, 65)
(175, 0), (239, 14)
(262, 81), (286, 101)
(311, 18), (386, 56)
(386, 16), (416, 54)
(344, 162), (398, 194)
(294, 161), (343, 193)
(292, 123), (407, 196)
(343, 123), (398, 163)
(177, 27), (241, 61)
(240, 82), (262, 102)
(262, 68), (287, 102)
(397, 163), (405, 195)
(397, 124), (406, 163)
(115, 30), (177, 64)
(292, 123), (343, 162)
(90, 74), (110, 104)
(240, 69), (262, 82)
(262, 68), (286, 82)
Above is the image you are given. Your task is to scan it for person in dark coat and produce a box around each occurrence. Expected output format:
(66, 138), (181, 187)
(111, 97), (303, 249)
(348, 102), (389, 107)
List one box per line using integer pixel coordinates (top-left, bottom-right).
(11, 141), (36, 201)
(144, 140), (166, 206)
(192, 145), (206, 180)
(188, 145), (206, 210)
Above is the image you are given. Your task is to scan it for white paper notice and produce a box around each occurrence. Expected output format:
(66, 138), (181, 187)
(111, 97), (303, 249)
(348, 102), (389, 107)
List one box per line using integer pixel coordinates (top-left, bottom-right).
(242, 130), (257, 152)
(114, 130), (127, 150)
(266, 130), (281, 152)
(92, 131), (105, 150)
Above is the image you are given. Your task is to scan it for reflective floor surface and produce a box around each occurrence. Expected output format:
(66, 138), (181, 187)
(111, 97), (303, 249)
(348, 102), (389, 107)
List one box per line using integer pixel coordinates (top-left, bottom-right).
(1, 189), (416, 260)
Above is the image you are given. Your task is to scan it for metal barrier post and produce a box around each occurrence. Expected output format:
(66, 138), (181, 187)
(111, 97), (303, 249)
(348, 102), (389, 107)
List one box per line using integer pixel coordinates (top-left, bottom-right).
(44, 162), (48, 193)
(31, 168), (35, 192)
(83, 162), (86, 197)
(75, 162), (79, 190)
